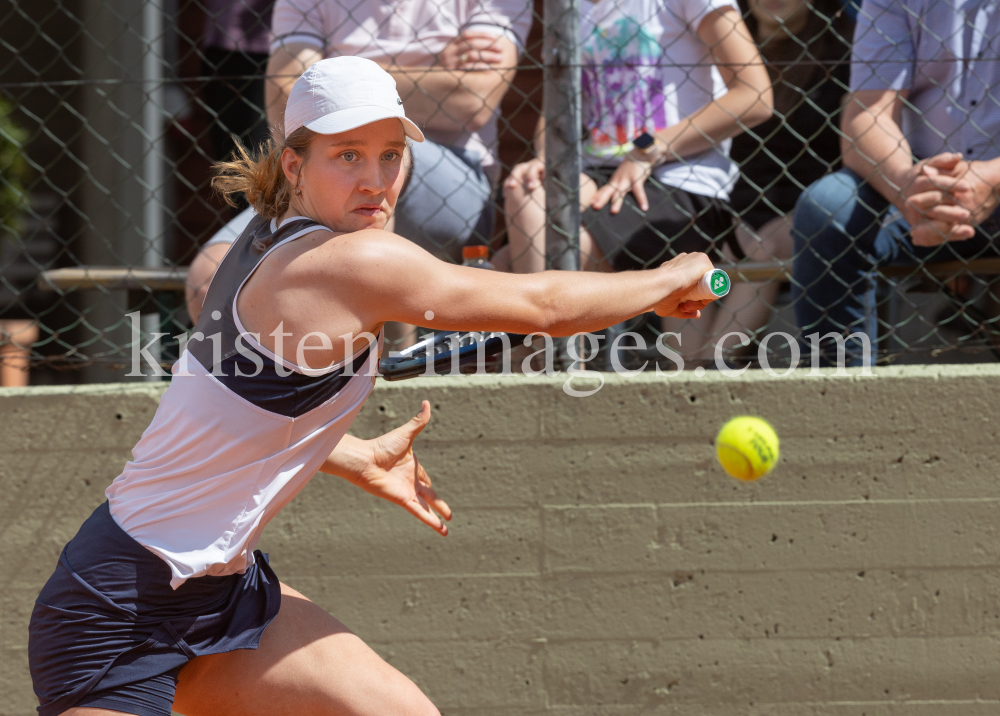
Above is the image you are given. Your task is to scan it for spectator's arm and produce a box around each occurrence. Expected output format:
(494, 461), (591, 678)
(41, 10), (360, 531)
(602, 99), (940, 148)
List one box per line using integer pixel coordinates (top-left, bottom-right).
(841, 90), (975, 243)
(840, 89), (915, 203)
(648, 8), (772, 162)
(266, 42), (323, 138)
(387, 33), (518, 138)
(186, 242), (233, 324)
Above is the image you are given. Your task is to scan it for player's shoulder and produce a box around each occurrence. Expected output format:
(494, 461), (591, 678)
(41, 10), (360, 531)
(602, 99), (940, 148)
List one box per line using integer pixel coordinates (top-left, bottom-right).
(320, 228), (427, 261)
(289, 227), (429, 279)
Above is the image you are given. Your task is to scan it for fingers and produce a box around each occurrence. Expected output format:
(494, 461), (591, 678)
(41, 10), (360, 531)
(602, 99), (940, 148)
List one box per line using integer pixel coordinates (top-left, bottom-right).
(459, 30), (505, 45)
(418, 481), (453, 523)
(504, 160), (545, 192)
(459, 61), (498, 71)
(404, 400), (432, 442)
(404, 495), (449, 536)
(590, 184), (615, 211)
(679, 299), (711, 311)
(454, 33), (505, 67)
(667, 308), (702, 320)
(910, 221), (976, 246)
(631, 180), (649, 212)
(908, 172), (971, 196)
(922, 152), (964, 172)
(905, 192), (972, 223)
(414, 454), (452, 522)
(610, 184), (626, 214)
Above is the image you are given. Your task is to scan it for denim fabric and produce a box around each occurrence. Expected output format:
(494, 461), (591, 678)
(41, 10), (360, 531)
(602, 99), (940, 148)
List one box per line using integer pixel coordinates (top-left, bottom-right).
(393, 139), (494, 263)
(792, 168), (1000, 365)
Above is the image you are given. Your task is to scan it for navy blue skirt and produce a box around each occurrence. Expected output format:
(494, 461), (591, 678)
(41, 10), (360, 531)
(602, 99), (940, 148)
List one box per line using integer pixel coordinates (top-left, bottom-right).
(28, 502), (281, 716)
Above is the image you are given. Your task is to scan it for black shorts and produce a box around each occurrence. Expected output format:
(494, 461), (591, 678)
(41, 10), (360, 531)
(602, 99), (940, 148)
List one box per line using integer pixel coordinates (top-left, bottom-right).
(28, 502), (281, 716)
(582, 167), (739, 271)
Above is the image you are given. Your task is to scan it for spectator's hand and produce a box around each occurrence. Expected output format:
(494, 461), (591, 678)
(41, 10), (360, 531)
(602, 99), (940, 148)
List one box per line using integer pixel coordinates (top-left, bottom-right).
(437, 31), (506, 71)
(935, 158), (1000, 227)
(653, 252), (716, 319)
(590, 156), (653, 215)
(897, 153), (975, 246)
(504, 158), (546, 193)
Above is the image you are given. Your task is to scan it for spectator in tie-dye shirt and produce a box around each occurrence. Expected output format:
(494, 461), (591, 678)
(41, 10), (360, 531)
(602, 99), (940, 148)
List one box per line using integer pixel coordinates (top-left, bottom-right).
(503, 0), (772, 278)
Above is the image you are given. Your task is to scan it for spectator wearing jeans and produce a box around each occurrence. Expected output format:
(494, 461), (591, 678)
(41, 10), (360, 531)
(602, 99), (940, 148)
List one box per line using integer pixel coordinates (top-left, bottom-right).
(793, 0), (1000, 365)
(186, 0), (531, 325)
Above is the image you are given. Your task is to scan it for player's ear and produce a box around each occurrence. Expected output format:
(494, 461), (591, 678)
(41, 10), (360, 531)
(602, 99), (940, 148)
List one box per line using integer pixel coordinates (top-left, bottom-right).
(280, 147), (302, 186)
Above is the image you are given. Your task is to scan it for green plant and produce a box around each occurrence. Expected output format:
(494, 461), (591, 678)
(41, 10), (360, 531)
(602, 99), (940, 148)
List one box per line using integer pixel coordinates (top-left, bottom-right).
(0, 97), (28, 235)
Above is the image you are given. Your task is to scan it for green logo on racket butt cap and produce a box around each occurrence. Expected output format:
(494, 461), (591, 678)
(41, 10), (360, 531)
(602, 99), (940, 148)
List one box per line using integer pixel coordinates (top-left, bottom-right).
(691, 268), (731, 301)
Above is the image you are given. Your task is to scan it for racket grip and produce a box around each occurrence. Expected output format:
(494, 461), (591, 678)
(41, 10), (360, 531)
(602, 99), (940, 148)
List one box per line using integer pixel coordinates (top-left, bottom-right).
(686, 268), (731, 302)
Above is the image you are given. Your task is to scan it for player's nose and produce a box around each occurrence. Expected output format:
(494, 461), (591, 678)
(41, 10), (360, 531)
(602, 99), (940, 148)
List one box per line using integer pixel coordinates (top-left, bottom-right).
(357, 158), (387, 194)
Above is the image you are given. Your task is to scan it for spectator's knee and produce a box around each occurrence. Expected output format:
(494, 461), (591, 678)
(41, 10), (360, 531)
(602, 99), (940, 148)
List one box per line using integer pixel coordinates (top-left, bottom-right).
(793, 171), (861, 253)
(502, 178), (539, 210)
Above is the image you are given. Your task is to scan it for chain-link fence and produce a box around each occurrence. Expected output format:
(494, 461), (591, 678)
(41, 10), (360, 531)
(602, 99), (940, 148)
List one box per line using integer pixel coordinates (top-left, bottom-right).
(3, 0), (1000, 385)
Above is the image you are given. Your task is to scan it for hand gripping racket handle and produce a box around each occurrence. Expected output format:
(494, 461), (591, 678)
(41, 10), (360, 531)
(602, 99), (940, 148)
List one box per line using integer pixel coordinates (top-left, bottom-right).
(686, 268), (731, 302)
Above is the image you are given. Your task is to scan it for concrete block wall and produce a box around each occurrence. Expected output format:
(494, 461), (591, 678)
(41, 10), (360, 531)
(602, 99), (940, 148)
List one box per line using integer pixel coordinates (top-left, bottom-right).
(2, 367), (1000, 714)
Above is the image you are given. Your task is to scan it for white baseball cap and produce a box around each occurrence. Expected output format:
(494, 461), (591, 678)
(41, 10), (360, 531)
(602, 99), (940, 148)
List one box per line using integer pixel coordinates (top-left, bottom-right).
(283, 57), (425, 142)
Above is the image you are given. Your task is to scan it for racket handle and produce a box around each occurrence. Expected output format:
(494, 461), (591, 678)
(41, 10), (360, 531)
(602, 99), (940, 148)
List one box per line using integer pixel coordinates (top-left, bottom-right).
(686, 268), (731, 302)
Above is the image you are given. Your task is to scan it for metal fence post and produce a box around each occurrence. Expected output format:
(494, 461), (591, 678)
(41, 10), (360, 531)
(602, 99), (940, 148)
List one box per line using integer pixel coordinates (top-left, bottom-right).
(543, 0), (581, 272)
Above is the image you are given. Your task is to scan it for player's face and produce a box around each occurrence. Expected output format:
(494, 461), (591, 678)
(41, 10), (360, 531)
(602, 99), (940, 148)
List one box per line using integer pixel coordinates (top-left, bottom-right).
(288, 118), (408, 233)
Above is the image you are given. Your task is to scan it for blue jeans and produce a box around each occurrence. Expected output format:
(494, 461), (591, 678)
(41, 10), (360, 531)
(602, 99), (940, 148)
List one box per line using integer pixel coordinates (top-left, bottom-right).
(792, 169), (1000, 365)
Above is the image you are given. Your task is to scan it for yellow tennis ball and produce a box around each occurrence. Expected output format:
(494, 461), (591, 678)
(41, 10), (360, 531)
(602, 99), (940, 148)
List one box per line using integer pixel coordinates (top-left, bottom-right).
(716, 416), (779, 481)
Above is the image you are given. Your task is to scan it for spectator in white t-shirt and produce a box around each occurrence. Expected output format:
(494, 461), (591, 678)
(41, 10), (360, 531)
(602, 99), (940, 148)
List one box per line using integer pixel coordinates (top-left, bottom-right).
(503, 0), (772, 277)
(186, 0), (531, 325)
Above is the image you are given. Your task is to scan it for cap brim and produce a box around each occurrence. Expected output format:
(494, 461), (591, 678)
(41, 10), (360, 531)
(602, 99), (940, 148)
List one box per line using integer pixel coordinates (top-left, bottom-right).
(303, 106), (424, 142)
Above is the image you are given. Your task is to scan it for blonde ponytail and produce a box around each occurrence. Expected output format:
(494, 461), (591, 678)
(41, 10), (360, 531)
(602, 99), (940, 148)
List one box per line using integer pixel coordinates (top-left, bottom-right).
(211, 128), (316, 221)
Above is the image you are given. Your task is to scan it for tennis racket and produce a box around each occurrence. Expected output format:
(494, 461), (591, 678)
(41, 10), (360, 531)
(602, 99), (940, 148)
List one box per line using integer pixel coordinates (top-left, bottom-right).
(379, 331), (523, 381)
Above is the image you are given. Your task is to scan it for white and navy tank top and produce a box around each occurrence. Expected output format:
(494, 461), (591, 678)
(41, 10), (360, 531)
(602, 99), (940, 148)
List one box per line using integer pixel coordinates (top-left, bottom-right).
(107, 215), (381, 589)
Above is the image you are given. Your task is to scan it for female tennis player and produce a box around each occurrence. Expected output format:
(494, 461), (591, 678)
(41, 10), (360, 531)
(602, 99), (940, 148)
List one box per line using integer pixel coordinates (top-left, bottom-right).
(29, 57), (717, 716)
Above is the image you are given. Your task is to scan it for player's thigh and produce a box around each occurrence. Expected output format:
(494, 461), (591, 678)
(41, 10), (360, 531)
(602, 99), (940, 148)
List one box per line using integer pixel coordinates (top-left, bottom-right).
(173, 583), (438, 716)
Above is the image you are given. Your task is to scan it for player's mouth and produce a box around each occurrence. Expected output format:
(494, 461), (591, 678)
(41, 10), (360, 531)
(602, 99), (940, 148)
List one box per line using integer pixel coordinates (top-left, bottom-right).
(352, 204), (384, 217)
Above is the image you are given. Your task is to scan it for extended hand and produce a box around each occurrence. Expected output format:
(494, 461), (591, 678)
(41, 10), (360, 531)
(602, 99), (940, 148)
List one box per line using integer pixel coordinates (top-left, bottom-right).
(652, 252), (716, 319)
(354, 401), (452, 535)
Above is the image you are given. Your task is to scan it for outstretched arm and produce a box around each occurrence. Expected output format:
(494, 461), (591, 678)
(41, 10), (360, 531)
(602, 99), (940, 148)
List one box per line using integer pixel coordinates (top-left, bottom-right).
(842, 90), (974, 245)
(332, 232), (717, 336)
(240, 230), (716, 367)
(320, 401), (452, 535)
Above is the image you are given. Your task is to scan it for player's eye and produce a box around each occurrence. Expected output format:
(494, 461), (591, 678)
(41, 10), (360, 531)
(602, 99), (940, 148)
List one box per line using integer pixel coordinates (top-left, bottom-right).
(382, 151), (400, 162)
(341, 151), (358, 162)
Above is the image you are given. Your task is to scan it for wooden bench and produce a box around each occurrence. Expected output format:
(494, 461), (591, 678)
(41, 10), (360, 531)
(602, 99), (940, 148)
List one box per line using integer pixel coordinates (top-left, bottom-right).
(38, 266), (188, 292)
